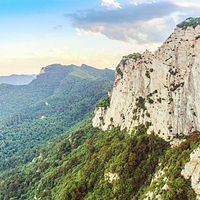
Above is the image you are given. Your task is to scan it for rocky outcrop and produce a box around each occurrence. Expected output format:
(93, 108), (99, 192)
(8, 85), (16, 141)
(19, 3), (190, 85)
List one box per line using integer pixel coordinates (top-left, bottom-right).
(104, 172), (119, 183)
(144, 168), (168, 200)
(93, 18), (200, 141)
(181, 146), (200, 199)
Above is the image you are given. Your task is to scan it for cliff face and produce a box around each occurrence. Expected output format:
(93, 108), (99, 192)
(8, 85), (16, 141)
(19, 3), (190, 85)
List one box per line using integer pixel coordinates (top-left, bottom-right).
(93, 19), (200, 141)
(181, 147), (200, 198)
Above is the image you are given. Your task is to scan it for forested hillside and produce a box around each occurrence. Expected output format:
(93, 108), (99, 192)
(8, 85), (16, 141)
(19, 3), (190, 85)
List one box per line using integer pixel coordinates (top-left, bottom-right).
(1, 122), (199, 199)
(0, 62), (199, 200)
(0, 64), (114, 172)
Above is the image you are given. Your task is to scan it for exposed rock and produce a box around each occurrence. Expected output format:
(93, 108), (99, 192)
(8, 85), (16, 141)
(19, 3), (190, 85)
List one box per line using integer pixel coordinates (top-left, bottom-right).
(170, 138), (186, 147)
(143, 168), (168, 199)
(93, 20), (200, 141)
(45, 102), (49, 106)
(155, 195), (162, 200)
(39, 67), (46, 74)
(40, 116), (46, 120)
(144, 191), (154, 200)
(161, 183), (169, 191)
(92, 107), (107, 128)
(152, 168), (165, 182)
(144, 192), (162, 200)
(34, 195), (41, 200)
(181, 146), (200, 198)
(104, 172), (119, 183)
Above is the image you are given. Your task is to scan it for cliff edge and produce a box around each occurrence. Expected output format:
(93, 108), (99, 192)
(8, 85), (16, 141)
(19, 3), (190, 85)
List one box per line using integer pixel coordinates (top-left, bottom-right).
(93, 18), (200, 142)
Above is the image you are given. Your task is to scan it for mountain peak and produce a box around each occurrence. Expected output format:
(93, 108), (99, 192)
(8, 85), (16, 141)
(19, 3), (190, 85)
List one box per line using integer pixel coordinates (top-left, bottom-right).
(39, 64), (69, 74)
(93, 18), (200, 144)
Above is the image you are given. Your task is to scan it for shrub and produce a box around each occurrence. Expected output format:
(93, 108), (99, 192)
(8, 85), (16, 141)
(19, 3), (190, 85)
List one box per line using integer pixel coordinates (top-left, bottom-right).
(136, 97), (146, 110)
(195, 35), (200, 40)
(146, 112), (150, 118)
(116, 67), (123, 78)
(148, 98), (154, 104)
(177, 17), (200, 30)
(96, 96), (111, 108)
(157, 98), (162, 103)
(128, 52), (142, 61)
(169, 97), (173, 102)
(145, 71), (150, 79)
(150, 68), (154, 72)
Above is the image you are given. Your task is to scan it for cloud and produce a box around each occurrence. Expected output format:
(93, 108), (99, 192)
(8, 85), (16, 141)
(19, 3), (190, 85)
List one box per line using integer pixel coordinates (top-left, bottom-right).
(130, 0), (155, 6)
(101, 0), (121, 8)
(66, 2), (179, 43)
(66, 1), (200, 44)
(171, 0), (200, 8)
(67, 2), (178, 24)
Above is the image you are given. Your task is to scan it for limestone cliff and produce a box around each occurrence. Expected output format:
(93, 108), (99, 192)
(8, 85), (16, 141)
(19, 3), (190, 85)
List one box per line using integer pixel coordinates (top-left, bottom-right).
(181, 147), (200, 199)
(93, 18), (200, 141)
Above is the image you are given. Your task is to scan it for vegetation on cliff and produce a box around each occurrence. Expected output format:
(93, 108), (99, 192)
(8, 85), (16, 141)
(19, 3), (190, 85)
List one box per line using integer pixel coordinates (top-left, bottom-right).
(95, 95), (111, 108)
(177, 17), (200, 29)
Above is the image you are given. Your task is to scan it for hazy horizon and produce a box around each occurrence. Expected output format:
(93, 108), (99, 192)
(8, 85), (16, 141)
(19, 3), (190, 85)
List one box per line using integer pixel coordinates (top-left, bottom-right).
(1, 0), (200, 75)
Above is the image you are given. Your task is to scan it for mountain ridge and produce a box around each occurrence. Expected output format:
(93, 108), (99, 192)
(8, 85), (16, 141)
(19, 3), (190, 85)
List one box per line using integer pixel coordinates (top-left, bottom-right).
(0, 64), (114, 122)
(0, 63), (115, 171)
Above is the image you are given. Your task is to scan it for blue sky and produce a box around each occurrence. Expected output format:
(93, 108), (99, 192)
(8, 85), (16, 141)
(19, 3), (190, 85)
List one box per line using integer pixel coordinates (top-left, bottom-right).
(1, 0), (200, 75)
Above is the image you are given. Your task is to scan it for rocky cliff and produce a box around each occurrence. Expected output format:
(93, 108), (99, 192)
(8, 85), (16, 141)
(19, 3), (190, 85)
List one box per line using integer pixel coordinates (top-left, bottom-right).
(181, 147), (200, 199)
(93, 18), (200, 142)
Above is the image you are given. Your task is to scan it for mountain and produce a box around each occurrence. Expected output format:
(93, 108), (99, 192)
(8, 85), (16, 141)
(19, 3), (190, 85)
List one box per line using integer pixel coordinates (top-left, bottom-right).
(92, 17), (200, 199)
(93, 17), (200, 144)
(0, 63), (115, 171)
(0, 74), (36, 85)
(1, 18), (200, 200)
(0, 64), (114, 122)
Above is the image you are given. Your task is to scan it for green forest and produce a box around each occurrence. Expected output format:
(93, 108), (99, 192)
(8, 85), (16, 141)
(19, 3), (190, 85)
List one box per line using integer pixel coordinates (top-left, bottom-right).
(1, 122), (199, 199)
(0, 64), (114, 174)
(0, 64), (198, 199)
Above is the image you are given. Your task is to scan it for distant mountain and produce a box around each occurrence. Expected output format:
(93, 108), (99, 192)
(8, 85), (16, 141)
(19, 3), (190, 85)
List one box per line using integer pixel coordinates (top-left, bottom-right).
(0, 64), (114, 122)
(0, 74), (36, 85)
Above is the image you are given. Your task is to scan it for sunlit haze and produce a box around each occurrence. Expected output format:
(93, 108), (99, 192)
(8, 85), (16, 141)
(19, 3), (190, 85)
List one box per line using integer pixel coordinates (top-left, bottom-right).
(1, 0), (200, 75)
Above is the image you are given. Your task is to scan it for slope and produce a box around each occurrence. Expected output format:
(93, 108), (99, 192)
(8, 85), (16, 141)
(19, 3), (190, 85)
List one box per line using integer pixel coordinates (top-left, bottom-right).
(1, 121), (199, 200)
(0, 64), (114, 171)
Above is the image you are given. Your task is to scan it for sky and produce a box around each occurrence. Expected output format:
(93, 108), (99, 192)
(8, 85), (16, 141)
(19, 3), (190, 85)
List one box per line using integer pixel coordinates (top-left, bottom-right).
(1, 0), (200, 75)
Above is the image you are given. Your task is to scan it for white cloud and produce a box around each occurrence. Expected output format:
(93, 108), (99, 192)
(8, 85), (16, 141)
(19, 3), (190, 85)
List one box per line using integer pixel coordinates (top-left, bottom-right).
(67, 0), (200, 44)
(131, 0), (155, 6)
(67, 2), (178, 43)
(101, 0), (121, 8)
(75, 28), (102, 36)
(79, 17), (175, 44)
(173, 1), (200, 8)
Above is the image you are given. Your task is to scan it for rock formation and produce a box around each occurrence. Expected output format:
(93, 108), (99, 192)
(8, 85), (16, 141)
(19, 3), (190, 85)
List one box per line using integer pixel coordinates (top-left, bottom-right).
(93, 18), (200, 142)
(181, 147), (200, 199)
